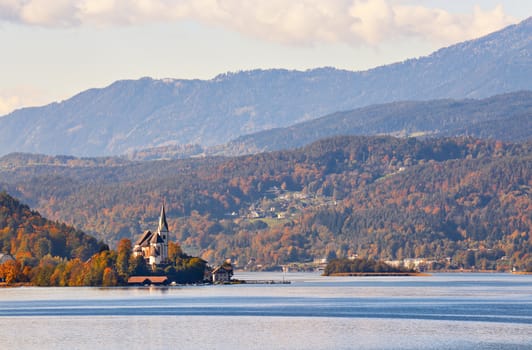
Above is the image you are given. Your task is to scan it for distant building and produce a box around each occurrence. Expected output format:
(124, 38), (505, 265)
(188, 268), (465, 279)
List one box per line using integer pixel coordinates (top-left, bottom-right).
(0, 253), (15, 264)
(212, 261), (234, 283)
(133, 204), (169, 268)
(0, 254), (15, 282)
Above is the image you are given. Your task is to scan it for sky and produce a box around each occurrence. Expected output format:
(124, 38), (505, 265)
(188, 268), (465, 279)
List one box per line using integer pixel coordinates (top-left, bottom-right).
(0, 0), (531, 115)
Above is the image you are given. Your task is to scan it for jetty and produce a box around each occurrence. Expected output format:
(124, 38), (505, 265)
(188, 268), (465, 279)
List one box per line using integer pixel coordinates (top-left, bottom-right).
(230, 279), (291, 284)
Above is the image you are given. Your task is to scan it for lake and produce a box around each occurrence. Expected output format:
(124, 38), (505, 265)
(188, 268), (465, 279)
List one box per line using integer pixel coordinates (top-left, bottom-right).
(0, 272), (531, 349)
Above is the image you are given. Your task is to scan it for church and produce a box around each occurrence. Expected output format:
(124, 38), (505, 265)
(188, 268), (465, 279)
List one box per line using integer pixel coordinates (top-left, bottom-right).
(133, 204), (169, 268)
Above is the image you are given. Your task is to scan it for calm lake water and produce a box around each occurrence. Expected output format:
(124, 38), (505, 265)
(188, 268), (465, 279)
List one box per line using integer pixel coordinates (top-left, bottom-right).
(0, 272), (531, 349)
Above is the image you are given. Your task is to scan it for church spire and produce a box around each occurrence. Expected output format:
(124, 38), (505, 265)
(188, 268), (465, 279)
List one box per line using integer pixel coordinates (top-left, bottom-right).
(157, 203), (169, 233)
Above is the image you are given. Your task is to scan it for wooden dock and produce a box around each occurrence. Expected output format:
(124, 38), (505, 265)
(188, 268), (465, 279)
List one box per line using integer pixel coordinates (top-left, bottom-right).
(232, 279), (291, 284)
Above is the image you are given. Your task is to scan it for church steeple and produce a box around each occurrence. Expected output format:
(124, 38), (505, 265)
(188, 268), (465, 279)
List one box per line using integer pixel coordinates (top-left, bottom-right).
(157, 203), (169, 264)
(157, 203), (169, 234)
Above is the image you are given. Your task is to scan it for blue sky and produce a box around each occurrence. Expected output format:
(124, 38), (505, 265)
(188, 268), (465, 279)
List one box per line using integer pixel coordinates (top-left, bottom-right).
(0, 0), (530, 115)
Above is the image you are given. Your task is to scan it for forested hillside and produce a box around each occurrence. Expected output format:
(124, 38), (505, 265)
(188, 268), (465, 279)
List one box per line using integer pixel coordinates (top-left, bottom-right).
(1, 136), (530, 270)
(0, 191), (101, 262)
(0, 192), (102, 285)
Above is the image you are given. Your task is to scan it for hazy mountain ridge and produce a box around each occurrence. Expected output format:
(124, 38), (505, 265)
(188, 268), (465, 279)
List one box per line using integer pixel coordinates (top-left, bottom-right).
(217, 91), (532, 155)
(0, 18), (530, 157)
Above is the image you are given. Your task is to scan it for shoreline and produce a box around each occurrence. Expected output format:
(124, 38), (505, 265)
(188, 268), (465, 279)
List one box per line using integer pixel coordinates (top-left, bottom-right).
(327, 272), (430, 277)
(3, 271), (531, 287)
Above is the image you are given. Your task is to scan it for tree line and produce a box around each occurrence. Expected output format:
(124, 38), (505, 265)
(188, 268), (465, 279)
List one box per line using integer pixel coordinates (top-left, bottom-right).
(323, 257), (413, 275)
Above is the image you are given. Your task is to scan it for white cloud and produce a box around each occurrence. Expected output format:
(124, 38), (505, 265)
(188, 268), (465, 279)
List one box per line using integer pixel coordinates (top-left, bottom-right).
(0, 95), (20, 116)
(392, 4), (513, 44)
(0, 0), (517, 46)
(0, 88), (48, 116)
(20, 0), (81, 27)
(348, 0), (395, 45)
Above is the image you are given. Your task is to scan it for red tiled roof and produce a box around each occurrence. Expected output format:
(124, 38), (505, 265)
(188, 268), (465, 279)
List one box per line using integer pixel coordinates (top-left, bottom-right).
(127, 276), (168, 284)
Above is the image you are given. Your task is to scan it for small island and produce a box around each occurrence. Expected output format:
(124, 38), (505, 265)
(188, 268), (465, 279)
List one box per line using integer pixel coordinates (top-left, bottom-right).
(323, 257), (425, 276)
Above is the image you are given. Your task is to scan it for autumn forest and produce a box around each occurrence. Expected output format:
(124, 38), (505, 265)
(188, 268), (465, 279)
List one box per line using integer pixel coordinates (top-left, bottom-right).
(0, 135), (530, 281)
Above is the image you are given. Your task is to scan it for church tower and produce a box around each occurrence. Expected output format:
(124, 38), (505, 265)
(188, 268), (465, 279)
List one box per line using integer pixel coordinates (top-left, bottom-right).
(157, 203), (169, 263)
(132, 203), (170, 267)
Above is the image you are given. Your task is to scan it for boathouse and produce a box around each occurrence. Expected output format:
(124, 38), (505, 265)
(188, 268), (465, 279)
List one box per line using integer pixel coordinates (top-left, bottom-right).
(212, 262), (234, 283)
(127, 276), (169, 286)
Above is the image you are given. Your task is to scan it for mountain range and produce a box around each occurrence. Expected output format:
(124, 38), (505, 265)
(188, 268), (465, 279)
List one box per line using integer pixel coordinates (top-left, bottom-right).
(0, 17), (530, 157)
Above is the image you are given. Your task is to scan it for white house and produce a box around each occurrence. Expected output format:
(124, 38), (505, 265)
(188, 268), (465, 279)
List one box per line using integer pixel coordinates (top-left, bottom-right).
(212, 262), (234, 283)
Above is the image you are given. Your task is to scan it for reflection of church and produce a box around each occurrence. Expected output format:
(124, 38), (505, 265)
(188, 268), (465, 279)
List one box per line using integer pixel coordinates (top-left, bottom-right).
(133, 204), (169, 267)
